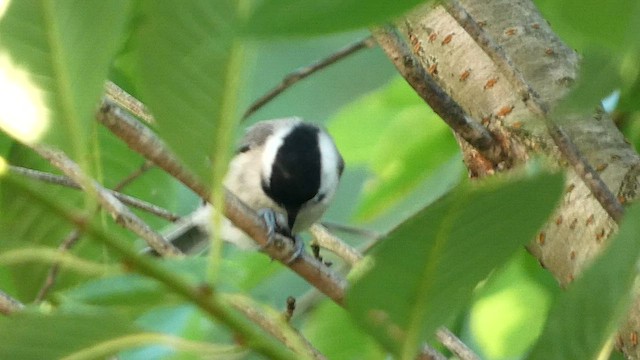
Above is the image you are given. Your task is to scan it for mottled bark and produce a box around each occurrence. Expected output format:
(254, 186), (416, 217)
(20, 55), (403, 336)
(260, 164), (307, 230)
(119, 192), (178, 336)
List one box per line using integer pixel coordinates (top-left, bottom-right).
(391, 0), (640, 357)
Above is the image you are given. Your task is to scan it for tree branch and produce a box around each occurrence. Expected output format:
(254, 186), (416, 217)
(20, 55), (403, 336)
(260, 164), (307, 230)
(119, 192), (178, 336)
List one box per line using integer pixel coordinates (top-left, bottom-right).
(443, 0), (624, 223)
(371, 25), (505, 167)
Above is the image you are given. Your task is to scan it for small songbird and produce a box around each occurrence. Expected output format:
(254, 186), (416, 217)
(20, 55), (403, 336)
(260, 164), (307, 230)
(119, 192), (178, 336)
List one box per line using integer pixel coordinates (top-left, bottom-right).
(160, 117), (344, 259)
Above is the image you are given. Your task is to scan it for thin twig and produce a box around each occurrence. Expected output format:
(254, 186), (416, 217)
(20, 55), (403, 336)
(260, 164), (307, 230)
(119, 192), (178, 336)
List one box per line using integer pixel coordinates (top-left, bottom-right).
(242, 36), (377, 120)
(9, 165), (179, 222)
(443, 0), (624, 223)
(34, 229), (83, 302)
(436, 327), (481, 360)
(97, 100), (348, 304)
(0, 289), (23, 315)
(320, 221), (382, 241)
(309, 224), (362, 266)
(371, 25), (505, 166)
(105, 81), (155, 123)
(31, 145), (182, 257)
(112, 160), (155, 190)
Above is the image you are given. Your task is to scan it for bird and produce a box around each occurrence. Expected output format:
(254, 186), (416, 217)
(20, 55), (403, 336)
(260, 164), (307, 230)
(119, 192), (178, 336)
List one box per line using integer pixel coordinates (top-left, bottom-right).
(158, 117), (344, 260)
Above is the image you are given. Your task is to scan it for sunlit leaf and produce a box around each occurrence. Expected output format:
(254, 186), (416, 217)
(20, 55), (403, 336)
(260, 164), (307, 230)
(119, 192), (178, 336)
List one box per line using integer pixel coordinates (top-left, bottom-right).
(0, 0), (129, 160)
(469, 250), (558, 359)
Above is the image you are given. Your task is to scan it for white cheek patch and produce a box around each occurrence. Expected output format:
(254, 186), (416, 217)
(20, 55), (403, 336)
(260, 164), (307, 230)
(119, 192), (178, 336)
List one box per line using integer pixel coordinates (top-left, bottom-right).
(317, 131), (342, 201)
(261, 126), (292, 186)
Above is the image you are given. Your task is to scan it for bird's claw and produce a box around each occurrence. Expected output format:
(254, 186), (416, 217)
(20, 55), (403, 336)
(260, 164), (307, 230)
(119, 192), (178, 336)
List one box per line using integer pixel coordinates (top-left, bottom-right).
(284, 235), (304, 264)
(257, 208), (278, 245)
(257, 208), (302, 264)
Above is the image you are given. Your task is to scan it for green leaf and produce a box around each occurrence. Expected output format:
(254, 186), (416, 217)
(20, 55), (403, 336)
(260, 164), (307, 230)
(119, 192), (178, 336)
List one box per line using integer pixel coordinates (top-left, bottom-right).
(247, 0), (428, 36)
(303, 301), (385, 360)
(328, 77), (461, 222)
(0, 124), (184, 300)
(533, 0), (640, 52)
(0, 0), (129, 161)
(347, 172), (564, 359)
(60, 258), (207, 309)
(0, 310), (138, 360)
(134, 1), (243, 185)
(527, 203), (640, 360)
(554, 50), (623, 115)
(0, 144), (84, 299)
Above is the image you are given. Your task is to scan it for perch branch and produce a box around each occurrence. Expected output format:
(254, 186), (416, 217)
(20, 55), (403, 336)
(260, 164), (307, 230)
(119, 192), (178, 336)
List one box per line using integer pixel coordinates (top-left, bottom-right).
(31, 145), (182, 257)
(371, 25), (505, 166)
(443, 0), (624, 223)
(243, 36), (377, 120)
(97, 100), (348, 304)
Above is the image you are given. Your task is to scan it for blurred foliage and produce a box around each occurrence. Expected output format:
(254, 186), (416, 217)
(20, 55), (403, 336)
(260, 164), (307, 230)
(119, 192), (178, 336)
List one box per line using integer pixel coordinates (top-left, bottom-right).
(348, 170), (563, 358)
(535, 0), (640, 117)
(245, 0), (429, 36)
(0, 0), (638, 359)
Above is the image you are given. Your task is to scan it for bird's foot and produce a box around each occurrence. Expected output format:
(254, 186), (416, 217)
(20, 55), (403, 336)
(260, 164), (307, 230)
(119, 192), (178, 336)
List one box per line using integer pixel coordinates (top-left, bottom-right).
(257, 209), (301, 264)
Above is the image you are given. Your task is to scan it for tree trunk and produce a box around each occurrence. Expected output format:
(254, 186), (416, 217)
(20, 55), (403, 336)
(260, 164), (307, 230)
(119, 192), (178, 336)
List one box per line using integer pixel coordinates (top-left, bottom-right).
(387, 0), (640, 357)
